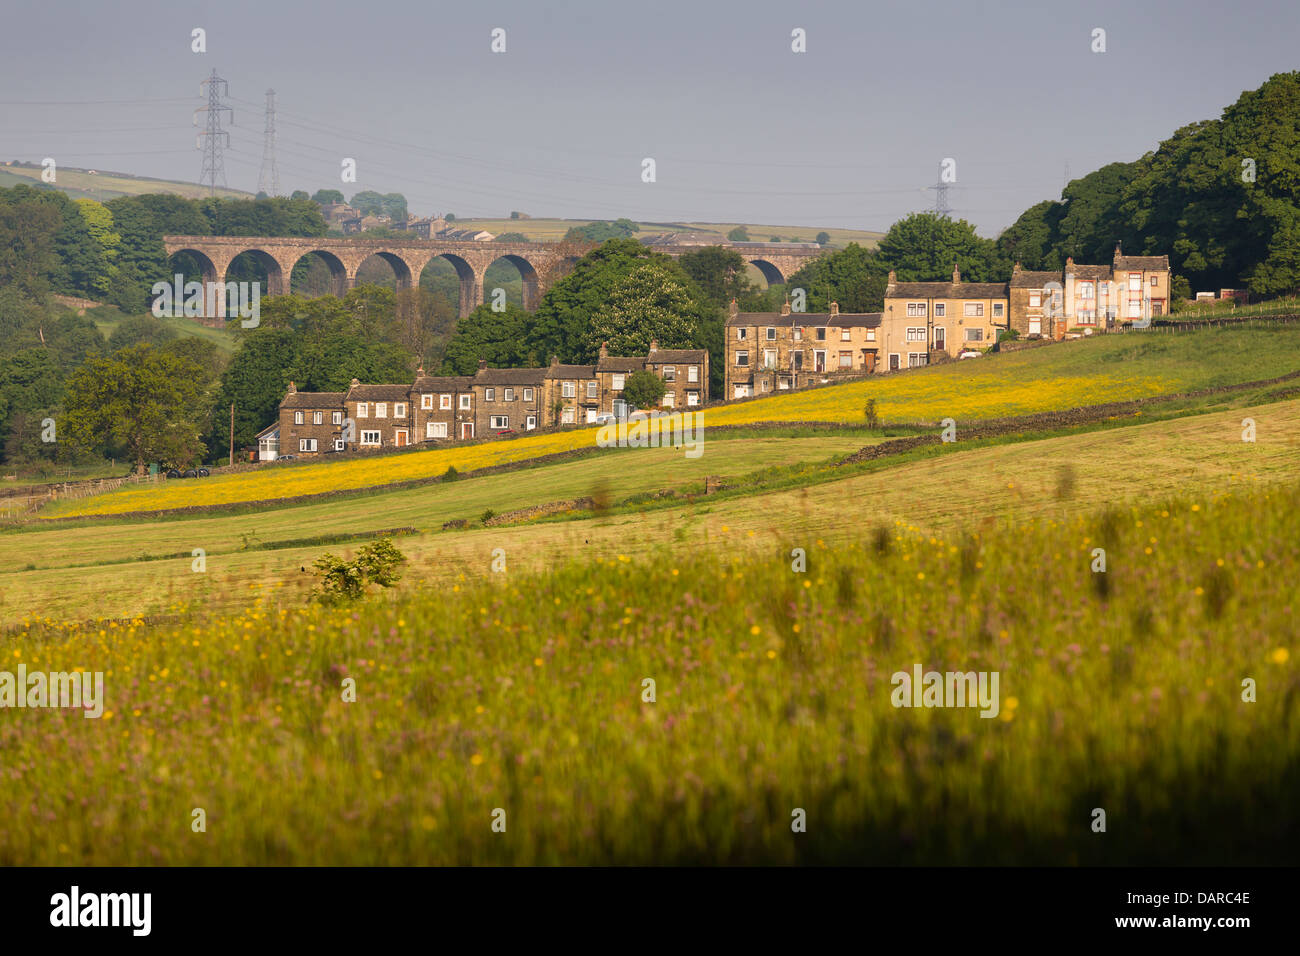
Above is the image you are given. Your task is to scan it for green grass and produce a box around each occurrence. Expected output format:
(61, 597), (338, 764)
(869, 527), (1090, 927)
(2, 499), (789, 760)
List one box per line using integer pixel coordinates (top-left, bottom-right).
(89, 307), (239, 355)
(452, 217), (881, 248)
(0, 164), (248, 201)
(2, 470), (1295, 864)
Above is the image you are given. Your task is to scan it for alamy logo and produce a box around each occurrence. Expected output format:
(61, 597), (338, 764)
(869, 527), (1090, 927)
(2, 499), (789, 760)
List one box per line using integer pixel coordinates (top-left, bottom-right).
(0, 666), (104, 718)
(595, 410), (703, 459)
(50, 886), (151, 936)
(890, 664), (1000, 718)
(151, 274), (260, 327)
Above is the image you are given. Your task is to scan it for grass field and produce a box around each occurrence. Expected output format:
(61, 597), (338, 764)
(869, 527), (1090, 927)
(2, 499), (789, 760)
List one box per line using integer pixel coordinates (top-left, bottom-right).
(88, 307), (240, 355)
(453, 218), (882, 248)
(0, 164), (248, 202)
(40, 324), (1300, 519)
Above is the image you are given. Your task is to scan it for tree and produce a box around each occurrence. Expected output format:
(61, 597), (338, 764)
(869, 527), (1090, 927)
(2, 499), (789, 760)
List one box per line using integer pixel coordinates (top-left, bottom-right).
(493, 232), (529, 243)
(876, 212), (1003, 282)
(727, 226), (750, 242)
(621, 370), (665, 409)
(677, 246), (755, 308)
(815, 231), (831, 246)
(440, 304), (534, 374)
(73, 199), (122, 298)
(107, 314), (177, 352)
(64, 344), (207, 472)
(582, 261), (708, 358)
(312, 189), (344, 205)
(785, 242), (888, 313)
(0, 193), (60, 300)
(563, 220), (639, 242)
(290, 190), (310, 201)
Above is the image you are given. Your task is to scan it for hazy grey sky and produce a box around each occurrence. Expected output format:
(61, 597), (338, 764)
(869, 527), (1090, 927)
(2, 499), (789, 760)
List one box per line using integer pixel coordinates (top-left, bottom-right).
(3, 0), (1297, 235)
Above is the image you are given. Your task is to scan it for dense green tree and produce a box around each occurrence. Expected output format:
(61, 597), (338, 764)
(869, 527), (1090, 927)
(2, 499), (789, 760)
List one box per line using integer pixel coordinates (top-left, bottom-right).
(621, 369), (666, 409)
(64, 344), (207, 472)
(727, 226), (750, 242)
(583, 261), (708, 358)
(312, 189), (345, 205)
(0, 193), (60, 299)
(562, 220), (638, 242)
(876, 212), (1003, 282)
(440, 304), (535, 374)
(784, 242), (889, 313)
(815, 231), (831, 246)
(107, 314), (178, 352)
(290, 190), (310, 201)
(677, 246), (755, 308)
(996, 199), (1063, 271)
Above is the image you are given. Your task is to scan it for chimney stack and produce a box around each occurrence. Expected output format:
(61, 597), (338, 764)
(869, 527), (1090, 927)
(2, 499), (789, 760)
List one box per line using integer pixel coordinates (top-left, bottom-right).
(349, 378), (359, 388)
(648, 340), (658, 354)
(287, 381), (296, 393)
(780, 300), (791, 316)
(829, 301), (839, 317)
(887, 269), (897, 289)
(728, 298), (739, 318)
(952, 263), (961, 285)
(478, 359), (487, 372)
(550, 354), (560, 366)
(599, 341), (608, 360)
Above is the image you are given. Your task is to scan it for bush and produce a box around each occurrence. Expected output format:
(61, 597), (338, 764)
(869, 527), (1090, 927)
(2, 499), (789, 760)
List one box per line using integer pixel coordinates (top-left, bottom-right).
(311, 537), (407, 605)
(863, 398), (879, 429)
(622, 370), (666, 409)
(480, 508), (496, 525)
(443, 465), (459, 481)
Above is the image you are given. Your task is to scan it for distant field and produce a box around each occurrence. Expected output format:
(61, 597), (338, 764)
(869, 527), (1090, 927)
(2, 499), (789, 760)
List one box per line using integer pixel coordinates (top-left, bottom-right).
(0, 164), (248, 201)
(457, 217), (881, 248)
(88, 308), (240, 355)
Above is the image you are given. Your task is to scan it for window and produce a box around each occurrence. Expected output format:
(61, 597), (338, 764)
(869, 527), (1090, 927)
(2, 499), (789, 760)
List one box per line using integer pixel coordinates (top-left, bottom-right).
(935, 303), (946, 317)
(687, 392), (699, 406)
(791, 350), (803, 370)
(867, 329), (876, 341)
(299, 438), (317, 452)
(490, 415), (509, 429)
(421, 394), (433, 409)
(993, 302), (1004, 317)
(1077, 310), (1096, 325)
(889, 353), (900, 371)
(663, 392), (675, 407)
(965, 328), (984, 342)
(333, 438), (344, 451)
(360, 430), (381, 446)
(736, 327), (748, 340)
(332, 411), (342, 425)
(376, 402), (387, 418)
(1129, 273), (1141, 291)
(908, 352), (928, 368)
(293, 411), (303, 425)
(687, 366), (698, 382)
(793, 327), (803, 341)
(394, 403), (406, 418)
(841, 329), (851, 341)
(907, 302), (926, 317)
(839, 351), (852, 369)
(526, 415), (536, 430)
(906, 327), (926, 342)
(562, 382), (575, 398)
(504, 388), (514, 402)
(440, 394), (452, 410)
(815, 327), (827, 340)
(523, 388), (533, 401)
(586, 381), (598, 398)
(1150, 275), (1159, 287)
(611, 374), (624, 391)
(485, 388), (495, 401)
(357, 403), (368, 418)
(736, 350), (749, 366)
(763, 349), (777, 369)
(964, 302), (984, 317)
(1029, 292), (1042, 308)
(1078, 282), (1094, 300)
(663, 366), (675, 382)
(312, 411), (323, 425)
(458, 395), (471, 410)
(426, 422), (447, 439)
(561, 407), (575, 424)
(766, 327), (776, 340)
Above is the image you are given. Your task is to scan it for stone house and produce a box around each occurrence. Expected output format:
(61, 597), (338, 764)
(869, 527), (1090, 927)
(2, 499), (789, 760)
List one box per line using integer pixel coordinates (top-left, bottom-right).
(543, 359), (600, 425)
(725, 301), (882, 398)
(881, 267), (1010, 369)
(1007, 246), (1172, 337)
(411, 368), (474, 442)
(345, 380), (414, 449)
(278, 383), (346, 455)
(642, 341), (710, 409)
(471, 363), (547, 436)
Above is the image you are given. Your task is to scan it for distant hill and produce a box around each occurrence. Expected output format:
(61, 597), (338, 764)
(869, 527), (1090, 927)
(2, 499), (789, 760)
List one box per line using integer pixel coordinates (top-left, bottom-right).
(0, 161), (249, 202)
(455, 217), (882, 248)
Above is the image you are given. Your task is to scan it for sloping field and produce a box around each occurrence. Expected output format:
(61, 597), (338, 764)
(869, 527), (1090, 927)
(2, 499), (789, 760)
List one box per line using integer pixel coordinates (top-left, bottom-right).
(6, 400), (1297, 626)
(40, 325), (1300, 518)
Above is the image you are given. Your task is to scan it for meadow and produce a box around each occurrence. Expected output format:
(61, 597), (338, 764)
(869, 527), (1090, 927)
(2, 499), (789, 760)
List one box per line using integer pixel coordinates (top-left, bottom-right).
(1, 476), (1295, 865)
(39, 324), (1300, 519)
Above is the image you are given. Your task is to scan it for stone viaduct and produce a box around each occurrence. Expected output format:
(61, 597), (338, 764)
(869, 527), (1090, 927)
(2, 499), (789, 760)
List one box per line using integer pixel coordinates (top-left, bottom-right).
(161, 235), (826, 317)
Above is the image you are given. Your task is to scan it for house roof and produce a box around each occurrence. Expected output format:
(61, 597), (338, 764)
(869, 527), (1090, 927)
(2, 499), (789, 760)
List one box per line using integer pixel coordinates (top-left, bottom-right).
(255, 423), (280, 439)
(646, 349), (709, 363)
(280, 391), (346, 409)
(1069, 264), (1111, 280)
(596, 356), (646, 373)
(727, 312), (882, 328)
(413, 374), (473, 392)
(544, 364), (596, 379)
(886, 282), (1009, 299)
(1010, 270), (1062, 289)
(473, 367), (548, 386)
(346, 384), (411, 402)
(1115, 255), (1169, 271)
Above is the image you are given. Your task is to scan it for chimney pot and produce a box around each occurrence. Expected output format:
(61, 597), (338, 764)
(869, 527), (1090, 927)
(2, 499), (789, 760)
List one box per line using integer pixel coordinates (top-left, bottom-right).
(478, 359), (487, 371)
(648, 340), (658, 353)
(780, 301), (791, 316)
(288, 381), (296, 393)
(829, 301), (839, 316)
(349, 378), (359, 388)
(952, 263), (961, 284)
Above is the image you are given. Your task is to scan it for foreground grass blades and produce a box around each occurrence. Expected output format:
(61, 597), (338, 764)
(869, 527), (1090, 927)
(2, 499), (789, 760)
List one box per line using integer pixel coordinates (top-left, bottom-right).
(1, 480), (1295, 865)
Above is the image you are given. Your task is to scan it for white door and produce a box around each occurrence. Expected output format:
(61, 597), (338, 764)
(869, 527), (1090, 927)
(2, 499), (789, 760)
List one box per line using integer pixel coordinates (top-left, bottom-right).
(586, 408), (597, 423)
(1028, 318), (1041, 334)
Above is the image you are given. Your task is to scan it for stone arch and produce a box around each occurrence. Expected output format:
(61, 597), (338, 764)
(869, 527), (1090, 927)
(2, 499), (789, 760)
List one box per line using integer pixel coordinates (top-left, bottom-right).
(226, 248), (287, 296)
(483, 253), (541, 311)
(418, 253), (479, 317)
(747, 258), (786, 287)
(290, 249), (349, 297)
(166, 247), (220, 285)
(353, 251), (415, 291)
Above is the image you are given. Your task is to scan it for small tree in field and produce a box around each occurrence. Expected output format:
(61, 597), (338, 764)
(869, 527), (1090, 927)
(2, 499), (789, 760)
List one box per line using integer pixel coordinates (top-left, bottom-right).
(312, 537), (407, 605)
(621, 370), (666, 410)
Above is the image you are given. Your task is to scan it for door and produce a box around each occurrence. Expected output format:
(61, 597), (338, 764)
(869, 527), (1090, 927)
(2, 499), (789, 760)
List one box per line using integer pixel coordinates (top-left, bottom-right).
(889, 353), (900, 371)
(933, 327), (945, 352)
(461, 422), (474, 439)
(395, 430), (408, 448)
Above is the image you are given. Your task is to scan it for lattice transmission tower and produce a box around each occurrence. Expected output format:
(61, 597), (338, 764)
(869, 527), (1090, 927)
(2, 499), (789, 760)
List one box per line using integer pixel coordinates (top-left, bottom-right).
(929, 162), (952, 219)
(258, 88), (281, 197)
(195, 70), (233, 195)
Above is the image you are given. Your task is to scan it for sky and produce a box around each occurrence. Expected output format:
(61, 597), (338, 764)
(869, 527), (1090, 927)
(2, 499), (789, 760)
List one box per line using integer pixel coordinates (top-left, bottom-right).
(2, 0), (1298, 236)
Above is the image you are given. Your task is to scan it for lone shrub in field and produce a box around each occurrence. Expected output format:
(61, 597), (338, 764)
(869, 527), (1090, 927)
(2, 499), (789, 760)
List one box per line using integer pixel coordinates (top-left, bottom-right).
(863, 398), (879, 429)
(311, 537), (407, 605)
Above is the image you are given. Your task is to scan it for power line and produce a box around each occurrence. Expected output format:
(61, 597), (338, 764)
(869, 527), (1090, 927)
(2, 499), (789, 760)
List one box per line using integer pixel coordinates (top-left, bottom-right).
(194, 70), (233, 196)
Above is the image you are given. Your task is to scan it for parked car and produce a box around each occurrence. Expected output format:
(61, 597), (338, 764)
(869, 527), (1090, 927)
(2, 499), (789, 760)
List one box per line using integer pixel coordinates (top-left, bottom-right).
(165, 468), (181, 479)
(593, 412), (616, 425)
(496, 429), (517, 437)
(278, 454), (297, 462)
(958, 350), (982, 360)
(197, 468), (210, 477)
(183, 469), (198, 478)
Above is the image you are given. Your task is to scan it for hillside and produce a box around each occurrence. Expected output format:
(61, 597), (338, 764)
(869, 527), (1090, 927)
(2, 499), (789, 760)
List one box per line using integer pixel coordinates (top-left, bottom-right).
(0, 162), (249, 201)
(454, 217), (882, 248)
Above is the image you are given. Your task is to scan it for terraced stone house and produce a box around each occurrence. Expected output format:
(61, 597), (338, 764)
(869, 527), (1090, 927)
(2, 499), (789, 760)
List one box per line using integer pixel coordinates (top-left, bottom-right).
(725, 300), (882, 398)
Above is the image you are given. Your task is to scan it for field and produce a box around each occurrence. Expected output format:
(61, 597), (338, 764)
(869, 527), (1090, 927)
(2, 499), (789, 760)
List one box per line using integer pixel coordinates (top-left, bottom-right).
(450, 218), (881, 248)
(0, 164), (248, 202)
(2, 321), (1298, 865)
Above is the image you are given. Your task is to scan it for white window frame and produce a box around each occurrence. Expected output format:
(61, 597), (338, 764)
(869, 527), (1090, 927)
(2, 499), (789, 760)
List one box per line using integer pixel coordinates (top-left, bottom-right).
(561, 407), (575, 424)
(993, 302), (1005, 317)
(293, 411), (303, 425)
(965, 328), (985, 342)
(766, 327), (776, 341)
(312, 410), (323, 425)
(662, 392), (675, 407)
(736, 327), (748, 340)
(360, 430), (381, 446)
(356, 403), (368, 418)
(562, 381), (575, 398)
(421, 393), (433, 409)
(394, 402), (406, 418)
(485, 387), (495, 401)
(375, 402), (387, 418)
(504, 388), (514, 401)
(426, 421), (447, 439)
(907, 302), (926, 317)
(934, 303), (946, 317)
(906, 327), (926, 342)
(611, 374), (624, 391)
(299, 438), (317, 452)
(964, 302), (983, 317)
(523, 387), (534, 401)
(586, 380), (598, 398)
(687, 366), (698, 383)
(736, 350), (749, 366)
(440, 394), (452, 410)
(332, 411), (342, 424)
(686, 392), (699, 406)
(459, 394), (472, 410)
(490, 415), (510, 429)
(663, 366), (675, 383)
(1029, 292), (1042, 308)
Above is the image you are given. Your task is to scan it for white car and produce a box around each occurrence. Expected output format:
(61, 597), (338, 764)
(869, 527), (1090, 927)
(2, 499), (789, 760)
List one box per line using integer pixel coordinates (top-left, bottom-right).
(958, 349), (982, 360)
